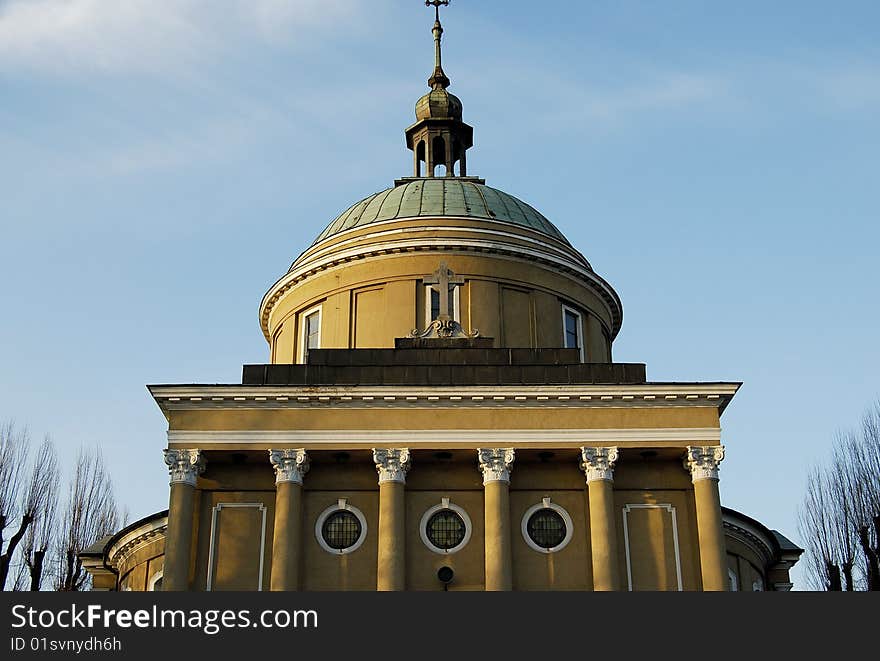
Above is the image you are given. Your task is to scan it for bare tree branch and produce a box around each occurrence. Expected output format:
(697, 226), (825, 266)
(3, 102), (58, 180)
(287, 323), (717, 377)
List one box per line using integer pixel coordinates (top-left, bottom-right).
(800, 401), (880, 591)
(55, 447), (119, 592)
(21, 437), (59, 591)
(0, 422), (32, 590)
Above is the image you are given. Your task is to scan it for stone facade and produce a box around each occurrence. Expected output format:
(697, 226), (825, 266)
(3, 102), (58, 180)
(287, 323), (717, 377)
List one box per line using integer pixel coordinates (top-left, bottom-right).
(81, 5), (802, 592)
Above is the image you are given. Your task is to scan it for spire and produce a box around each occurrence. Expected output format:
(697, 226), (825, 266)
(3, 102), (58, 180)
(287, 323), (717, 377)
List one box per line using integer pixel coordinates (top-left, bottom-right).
(403, 1), (475, 180)
(427, 1), (451, 90)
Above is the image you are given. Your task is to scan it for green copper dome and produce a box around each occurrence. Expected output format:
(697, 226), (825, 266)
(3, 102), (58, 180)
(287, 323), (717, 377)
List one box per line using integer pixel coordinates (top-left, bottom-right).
(312, 178), (569, 246)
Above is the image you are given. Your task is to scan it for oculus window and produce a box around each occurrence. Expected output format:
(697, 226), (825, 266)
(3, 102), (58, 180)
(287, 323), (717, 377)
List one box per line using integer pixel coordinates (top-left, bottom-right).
(315, 500), (367, 555)
(521, 499), (574, 554)
(420, 499), (472, 555)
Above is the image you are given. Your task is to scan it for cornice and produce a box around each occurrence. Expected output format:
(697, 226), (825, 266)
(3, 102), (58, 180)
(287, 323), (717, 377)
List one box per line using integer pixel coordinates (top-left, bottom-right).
(106, 516), (168, 569)
(722, 515), (776, 567)
(296, 220), (590, 273)
(150, 382), (739, 414)
(258, 228), (623, 342)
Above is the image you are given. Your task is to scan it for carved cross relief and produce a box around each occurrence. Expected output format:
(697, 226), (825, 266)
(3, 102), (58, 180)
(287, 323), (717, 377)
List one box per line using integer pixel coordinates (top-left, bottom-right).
(409, 262), (479, 340)
(424, 261), (464, 322)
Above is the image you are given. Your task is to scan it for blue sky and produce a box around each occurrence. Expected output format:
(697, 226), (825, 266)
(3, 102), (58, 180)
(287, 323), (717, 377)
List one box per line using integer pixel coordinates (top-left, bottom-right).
(1, 0), (878, 590)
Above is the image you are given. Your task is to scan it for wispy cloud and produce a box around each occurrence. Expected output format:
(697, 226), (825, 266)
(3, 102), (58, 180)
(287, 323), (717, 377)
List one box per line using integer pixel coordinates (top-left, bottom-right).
(800, 65), (880, 111)
(468, 60), (730, 135)
(0, 0), (370, 76)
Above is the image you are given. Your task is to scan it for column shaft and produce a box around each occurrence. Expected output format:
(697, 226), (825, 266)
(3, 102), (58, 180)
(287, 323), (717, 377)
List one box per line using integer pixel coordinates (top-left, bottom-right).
(373, 448), (410, 591)
(163, 482), (196, 591)
(685, 445), (728, 591)
(270, 481), (303, 591)
(377, 481), (406, 591)
(588, 478), (620, 591)
(693, 478), (728, 591)
(484, 480), (512, 591)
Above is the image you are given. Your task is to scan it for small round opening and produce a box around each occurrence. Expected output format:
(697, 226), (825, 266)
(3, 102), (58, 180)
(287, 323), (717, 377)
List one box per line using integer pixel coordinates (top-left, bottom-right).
(321, 510), (362, 550)
(437, 566), (454, 584)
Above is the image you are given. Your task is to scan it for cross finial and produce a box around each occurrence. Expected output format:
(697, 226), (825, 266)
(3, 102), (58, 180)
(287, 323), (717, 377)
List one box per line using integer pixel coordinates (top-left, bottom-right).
(426, 0), (450, 22)
(425, 1), (451, 90)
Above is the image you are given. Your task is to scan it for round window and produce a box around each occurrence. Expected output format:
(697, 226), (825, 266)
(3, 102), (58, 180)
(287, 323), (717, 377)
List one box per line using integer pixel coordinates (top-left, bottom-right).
(322, 510), (362, 550)
(521, 501), (574, 553)
(315, 502), (368, 555)
(526, 508), (566, 549)
(420, 501), (472, 554)
(426, 509), (466, 550)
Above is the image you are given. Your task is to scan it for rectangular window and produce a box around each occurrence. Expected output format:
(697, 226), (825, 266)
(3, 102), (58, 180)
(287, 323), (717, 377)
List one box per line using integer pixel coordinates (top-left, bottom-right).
(561, 305), (585, 362)
(425, 285), (460, 325)
(298, 305), (321, 363)
(431, 288), (441, 321)
(306, 312), (320, 349)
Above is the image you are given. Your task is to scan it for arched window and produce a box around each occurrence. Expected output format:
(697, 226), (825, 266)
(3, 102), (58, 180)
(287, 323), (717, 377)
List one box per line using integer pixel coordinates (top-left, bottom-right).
(148, 571), (163, 592)
(416, 140), (426, 177)
(432, 136), (446, 175)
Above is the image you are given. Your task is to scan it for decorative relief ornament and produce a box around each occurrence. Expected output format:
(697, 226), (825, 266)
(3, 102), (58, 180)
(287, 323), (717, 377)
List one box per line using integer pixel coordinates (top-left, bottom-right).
(373, 448), (412, 484)
(410, 317), (480, 340)
(163, 449), (205, 487)
(477, 448), (515, 484)
(684, 445), (726, 482)
(268, 449), (310, 485)
(580, 446), (619, 482)
(409, 263), (479, 340)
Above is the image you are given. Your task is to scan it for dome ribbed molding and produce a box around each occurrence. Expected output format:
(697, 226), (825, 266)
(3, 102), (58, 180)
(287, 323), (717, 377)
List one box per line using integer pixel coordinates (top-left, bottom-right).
(311, 179), (569, 248)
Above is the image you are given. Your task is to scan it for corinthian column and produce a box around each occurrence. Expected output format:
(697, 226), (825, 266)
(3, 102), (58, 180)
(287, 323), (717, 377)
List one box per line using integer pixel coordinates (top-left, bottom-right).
(478, 448), (515, 591)
(373, 448), (411, 591)
(268, 449), (310, 591)
(685, 445), (728, 591)
(580, 447), (621, 591)
(162, 449), (205, 591)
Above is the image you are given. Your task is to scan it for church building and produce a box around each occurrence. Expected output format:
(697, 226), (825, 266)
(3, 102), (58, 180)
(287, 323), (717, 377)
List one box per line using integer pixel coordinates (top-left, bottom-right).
(82, 4), (802, 592)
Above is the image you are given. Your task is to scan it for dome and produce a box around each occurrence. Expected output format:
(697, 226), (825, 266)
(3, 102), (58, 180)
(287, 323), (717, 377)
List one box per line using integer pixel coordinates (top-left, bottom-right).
(311, 178), (569, 248)
(416, 88), (463, 121)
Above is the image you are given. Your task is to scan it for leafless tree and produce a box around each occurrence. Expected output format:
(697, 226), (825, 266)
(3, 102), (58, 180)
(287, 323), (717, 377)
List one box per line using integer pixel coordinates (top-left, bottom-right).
(0, 423), (57, 590)
(55, 447), (119, 592)
(798, 466), (840, 590)
(21, 438), (60, 591)
(799, 402), (880, 591)
(0, 422), (30, 590)
(853, 404), (880, 589)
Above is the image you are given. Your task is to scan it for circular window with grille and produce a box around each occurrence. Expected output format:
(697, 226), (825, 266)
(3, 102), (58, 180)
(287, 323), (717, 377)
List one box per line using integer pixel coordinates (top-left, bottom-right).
(420, 500), (472, 554)
(521, 500), (574, 553)
(315, 501), (367, 555)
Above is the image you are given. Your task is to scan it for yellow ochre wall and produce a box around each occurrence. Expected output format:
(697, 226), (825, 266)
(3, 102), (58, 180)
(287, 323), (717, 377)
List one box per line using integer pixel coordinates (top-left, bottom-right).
(265, 252), (614, 363)
(159, 452), (713, 591)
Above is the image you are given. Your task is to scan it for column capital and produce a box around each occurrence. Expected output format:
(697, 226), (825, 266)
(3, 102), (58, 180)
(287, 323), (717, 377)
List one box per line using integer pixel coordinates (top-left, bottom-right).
(373, 448), (411, 484)
(684, 445), (725, 482)
(580, 446), (619, 482)
(269, 449), (310, 485)
(477, 448), (515, 485)
(163, 449), (205, 487)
